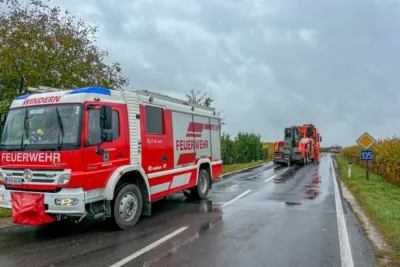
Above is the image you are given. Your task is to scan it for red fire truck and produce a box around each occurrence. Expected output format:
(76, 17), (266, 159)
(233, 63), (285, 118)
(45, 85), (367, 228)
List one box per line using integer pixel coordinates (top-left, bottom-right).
(0, 86), (223, 229)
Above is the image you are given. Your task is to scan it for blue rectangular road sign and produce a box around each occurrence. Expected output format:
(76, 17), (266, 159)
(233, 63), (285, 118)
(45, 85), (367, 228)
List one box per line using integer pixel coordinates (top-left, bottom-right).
(360, 150), (373, 161)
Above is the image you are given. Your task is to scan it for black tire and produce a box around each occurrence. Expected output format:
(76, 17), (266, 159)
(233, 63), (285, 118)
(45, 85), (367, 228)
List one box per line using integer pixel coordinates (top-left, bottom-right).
(191, 169), (210, 199)
(111, 184), (143, 230)
(302, 155), (306, 166)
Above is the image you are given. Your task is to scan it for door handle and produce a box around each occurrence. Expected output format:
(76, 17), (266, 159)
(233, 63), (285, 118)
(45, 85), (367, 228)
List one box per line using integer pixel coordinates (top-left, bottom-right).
(162, 155), (168, 161)
(117, 153), (125, 158)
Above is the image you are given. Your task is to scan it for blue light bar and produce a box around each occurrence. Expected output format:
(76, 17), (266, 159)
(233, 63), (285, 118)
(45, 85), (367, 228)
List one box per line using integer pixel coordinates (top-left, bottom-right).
(16, 94), (31, 100)
(69, 87), (111, 96)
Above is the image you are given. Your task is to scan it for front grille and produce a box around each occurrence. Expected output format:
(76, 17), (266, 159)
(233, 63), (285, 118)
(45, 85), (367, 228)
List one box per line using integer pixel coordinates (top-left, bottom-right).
(2, 168), (66, 184)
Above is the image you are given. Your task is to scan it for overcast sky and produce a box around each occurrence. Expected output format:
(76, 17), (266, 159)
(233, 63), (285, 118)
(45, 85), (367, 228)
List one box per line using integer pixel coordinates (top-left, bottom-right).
(39, 0), (400, 146)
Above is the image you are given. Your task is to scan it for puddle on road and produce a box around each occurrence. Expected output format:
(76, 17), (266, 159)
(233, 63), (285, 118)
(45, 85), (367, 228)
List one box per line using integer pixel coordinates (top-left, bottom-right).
(142, 206), (223, 267)
(301, 168), (321, 200)
(238, 173), (262, 182)
(265, 166), (323, 206)
(213, 183), (240, 193)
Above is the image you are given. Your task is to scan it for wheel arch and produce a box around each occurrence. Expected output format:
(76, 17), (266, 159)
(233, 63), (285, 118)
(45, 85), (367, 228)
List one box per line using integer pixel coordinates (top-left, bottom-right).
(103, 165), (150, 203)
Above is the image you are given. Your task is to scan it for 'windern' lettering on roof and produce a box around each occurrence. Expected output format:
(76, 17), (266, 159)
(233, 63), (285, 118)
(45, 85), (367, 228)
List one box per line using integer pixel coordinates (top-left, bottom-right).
(23, 96), (61, 106)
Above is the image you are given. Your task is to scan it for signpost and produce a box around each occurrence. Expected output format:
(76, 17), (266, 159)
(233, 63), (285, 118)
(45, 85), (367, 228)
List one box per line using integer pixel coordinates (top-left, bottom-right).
(356, 132), (377, 181)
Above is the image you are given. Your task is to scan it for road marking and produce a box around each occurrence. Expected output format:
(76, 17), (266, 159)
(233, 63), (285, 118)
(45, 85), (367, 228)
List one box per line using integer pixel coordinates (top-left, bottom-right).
(282, 167), (290, 172)
(109, 226), (189, 267)
(265, 175), (276, 182)
(221, 190), (252, 207)
(330, 156), (354, 267)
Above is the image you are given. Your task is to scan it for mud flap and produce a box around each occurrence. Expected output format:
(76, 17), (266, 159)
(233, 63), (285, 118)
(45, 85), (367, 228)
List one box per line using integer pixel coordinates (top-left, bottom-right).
(11, 192), (55, 225)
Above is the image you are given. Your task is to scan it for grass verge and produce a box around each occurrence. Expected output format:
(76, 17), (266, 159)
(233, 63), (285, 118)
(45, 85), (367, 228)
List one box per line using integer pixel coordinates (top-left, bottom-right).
(335, 154), (400, 266)
(0, 208), (11, 218)
(222, 159), (270, 175)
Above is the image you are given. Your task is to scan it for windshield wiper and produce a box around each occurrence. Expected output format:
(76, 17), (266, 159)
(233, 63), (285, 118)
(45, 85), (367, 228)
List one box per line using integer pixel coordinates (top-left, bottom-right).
(55, 107), (64, 151)
(20, 109), (29, 151)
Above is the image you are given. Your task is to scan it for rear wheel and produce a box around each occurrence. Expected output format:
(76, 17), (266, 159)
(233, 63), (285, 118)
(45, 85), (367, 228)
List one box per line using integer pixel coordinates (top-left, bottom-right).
(191, 169), (210, 199)
(302, 155), (307, 166)
(111, 184), (143, 230)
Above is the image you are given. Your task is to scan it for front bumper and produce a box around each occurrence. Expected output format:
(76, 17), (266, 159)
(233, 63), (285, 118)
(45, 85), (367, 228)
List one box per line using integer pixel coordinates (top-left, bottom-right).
(0, 185), (86, 215)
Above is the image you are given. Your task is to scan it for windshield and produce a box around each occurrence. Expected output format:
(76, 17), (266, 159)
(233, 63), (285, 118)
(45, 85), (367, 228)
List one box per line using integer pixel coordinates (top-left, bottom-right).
(0, 104), (83, 151)
(284, 128), (292, 138)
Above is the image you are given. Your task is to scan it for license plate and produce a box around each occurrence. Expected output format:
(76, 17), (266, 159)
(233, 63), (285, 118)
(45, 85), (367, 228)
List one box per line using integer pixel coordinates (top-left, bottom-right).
(5, 177), (23, 185)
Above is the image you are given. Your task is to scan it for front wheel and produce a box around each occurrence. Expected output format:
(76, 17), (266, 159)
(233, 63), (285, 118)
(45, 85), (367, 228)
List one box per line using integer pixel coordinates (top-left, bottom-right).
(112, 184), (143, 230)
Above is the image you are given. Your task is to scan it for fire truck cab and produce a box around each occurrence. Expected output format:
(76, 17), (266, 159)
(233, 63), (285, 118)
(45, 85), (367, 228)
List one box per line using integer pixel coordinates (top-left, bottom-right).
(0, 86), (223, 229)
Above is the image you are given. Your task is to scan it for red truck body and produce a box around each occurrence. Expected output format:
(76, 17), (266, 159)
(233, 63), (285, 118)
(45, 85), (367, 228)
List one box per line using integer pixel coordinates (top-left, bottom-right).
(0, 86), (223, 229)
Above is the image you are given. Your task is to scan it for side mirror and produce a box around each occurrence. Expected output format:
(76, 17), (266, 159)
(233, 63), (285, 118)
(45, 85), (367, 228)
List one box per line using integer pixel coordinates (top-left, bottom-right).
(319, 136), (322, 142)
(100, 106), (112, 130)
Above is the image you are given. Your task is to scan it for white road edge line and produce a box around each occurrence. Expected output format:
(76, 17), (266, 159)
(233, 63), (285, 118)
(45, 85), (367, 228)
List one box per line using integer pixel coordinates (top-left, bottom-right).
(221, 190), (252, 207)
(265, 175), (277, 182)
(330, 156), (354, 267)
(282, 167), (290, 172)
(109, 226), (189, 267)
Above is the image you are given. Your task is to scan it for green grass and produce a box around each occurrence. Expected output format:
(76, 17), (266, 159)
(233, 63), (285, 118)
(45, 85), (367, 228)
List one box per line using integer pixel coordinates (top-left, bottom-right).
(0, 208), (11, 218)
(222, 159), (271, 175)
(335, 154), (400, 266)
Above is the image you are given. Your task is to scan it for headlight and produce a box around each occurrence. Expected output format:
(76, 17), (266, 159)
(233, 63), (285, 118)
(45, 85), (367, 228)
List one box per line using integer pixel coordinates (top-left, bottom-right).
(57, 174), (71, 185)
(55, 198), (79, 206)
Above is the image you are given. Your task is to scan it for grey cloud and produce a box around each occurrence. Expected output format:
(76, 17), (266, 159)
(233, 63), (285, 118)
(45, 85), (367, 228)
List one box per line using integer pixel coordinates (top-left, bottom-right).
(47, 0), (400, 145)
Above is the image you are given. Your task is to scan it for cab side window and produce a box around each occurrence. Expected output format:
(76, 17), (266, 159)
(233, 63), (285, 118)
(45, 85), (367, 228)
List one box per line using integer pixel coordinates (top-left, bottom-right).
(87, 109), (120, 145)
(145, 105), (163, 135)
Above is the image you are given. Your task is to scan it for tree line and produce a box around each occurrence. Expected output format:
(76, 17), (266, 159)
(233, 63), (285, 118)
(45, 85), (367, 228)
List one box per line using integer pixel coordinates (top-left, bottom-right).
(221, 132), (271, 165)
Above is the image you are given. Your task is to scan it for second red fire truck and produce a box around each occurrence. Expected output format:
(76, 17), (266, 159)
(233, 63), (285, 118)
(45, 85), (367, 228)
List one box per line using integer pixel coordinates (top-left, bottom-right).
(0, 86), (223, 229)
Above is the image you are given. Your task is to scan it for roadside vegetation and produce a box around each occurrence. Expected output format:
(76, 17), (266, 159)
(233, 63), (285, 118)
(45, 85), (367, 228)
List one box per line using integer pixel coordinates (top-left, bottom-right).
(320, 147), (330, 153)
(335, 154), (400, 266)
(342, 136), (400, 185)
(0, 208), (11, 218)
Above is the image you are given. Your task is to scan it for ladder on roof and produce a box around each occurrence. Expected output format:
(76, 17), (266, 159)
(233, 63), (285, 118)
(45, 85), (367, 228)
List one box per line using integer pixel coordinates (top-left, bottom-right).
(26, 86), (65, 93)
(136, 90), (216, 112)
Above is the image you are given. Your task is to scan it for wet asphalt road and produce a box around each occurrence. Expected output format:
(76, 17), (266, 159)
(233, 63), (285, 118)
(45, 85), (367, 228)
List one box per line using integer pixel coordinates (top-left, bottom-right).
(0, 154), (378, 267)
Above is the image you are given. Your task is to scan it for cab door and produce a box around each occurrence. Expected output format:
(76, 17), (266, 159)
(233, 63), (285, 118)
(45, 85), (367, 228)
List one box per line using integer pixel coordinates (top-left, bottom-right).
(139, 104), (174, 175)
(82, 102), (130, 190)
